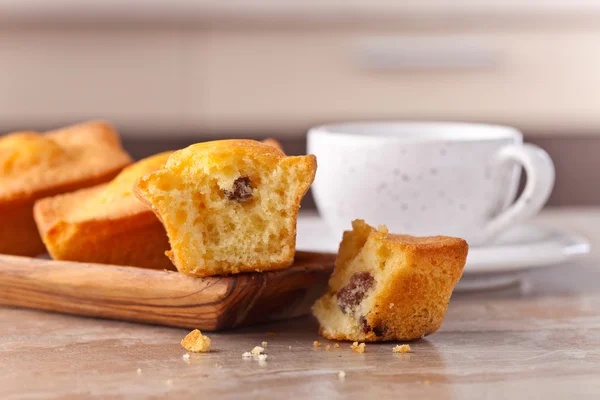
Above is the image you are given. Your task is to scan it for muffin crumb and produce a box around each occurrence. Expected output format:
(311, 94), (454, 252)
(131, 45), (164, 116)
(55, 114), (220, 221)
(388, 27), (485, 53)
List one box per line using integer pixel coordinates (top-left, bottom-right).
(334, 343), (340, 349)
(313, 341), (321, 348)
(338, 371), (346, 380)
(251, 346), (265, 355)
(325, 345), (331, 351)
(262, 341), (268, 347)
(181, 329), (211, 353)
(242, 352), (252, 358)
(351, 342), (366, 353)
(182, 353), (190, 362)
(392, 344), (411, 354)
(257, 354), (268, 361)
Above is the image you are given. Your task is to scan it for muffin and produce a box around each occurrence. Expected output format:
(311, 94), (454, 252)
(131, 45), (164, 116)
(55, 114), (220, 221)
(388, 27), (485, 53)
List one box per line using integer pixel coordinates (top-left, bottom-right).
(134, 139), (317, 277)
(312, 220), (468, 342)
(34, 152), (174, 270)
(0, 121), (132, 256)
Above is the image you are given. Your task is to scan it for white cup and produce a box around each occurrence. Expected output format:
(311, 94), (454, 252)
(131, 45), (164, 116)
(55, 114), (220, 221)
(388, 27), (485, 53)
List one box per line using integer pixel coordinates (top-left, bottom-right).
(307, 122), (555, 246)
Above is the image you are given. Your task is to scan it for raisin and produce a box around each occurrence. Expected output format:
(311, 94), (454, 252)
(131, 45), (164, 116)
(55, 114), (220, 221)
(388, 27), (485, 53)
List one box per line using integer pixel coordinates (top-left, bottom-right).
(359, 316), (371, 334)
(337, 272), (375, 313)
(360, 315), (386, 336)
(373, 324), (387, 337)
(224, 176), (253, 202)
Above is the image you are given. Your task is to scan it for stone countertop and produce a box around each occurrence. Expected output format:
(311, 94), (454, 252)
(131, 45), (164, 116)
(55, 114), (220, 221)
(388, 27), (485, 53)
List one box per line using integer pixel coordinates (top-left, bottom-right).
(1, 208), (600, 399)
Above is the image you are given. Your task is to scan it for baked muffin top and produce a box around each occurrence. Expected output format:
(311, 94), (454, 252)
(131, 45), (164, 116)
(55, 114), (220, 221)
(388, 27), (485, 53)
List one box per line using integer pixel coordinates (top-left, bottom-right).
(0, 120), (132, 204)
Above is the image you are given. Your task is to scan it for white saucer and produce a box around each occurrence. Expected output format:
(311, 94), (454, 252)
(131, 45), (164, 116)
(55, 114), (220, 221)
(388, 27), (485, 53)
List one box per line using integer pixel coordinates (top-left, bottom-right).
(296, 215), (591, 291)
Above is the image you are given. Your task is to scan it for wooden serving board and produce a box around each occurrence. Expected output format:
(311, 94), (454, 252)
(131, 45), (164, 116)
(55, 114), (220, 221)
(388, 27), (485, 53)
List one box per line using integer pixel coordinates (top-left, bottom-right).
(0, 251), (335, 331)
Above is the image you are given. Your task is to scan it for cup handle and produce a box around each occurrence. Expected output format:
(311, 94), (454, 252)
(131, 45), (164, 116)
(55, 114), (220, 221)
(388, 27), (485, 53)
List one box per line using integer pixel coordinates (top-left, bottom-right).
(479, 143), (555, 243)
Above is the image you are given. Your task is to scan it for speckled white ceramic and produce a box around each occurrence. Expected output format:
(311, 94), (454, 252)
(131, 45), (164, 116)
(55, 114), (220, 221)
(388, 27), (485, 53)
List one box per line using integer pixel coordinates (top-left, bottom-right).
(307, 122), (555, 246)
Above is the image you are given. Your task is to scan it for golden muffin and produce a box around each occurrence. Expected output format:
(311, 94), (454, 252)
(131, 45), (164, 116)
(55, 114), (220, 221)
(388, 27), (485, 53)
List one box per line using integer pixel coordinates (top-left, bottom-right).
(0, 121), (132, 256)
(134, 139), (317, 277)
(34, 152), (174, 270)
(312, 220), (468, 342)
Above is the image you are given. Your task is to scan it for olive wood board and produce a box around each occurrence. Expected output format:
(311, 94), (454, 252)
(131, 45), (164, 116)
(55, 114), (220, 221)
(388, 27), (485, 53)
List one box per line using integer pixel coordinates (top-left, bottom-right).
(0, 251), (336, 331)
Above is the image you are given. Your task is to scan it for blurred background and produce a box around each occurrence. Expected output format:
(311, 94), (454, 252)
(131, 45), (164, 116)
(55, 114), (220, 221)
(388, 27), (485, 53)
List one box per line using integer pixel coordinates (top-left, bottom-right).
(1, 0), (599, 207)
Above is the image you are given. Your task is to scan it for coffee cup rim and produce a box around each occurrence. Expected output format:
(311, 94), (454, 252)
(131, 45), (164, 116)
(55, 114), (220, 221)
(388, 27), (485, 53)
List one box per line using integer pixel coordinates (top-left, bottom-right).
(308, 121), (522, 143)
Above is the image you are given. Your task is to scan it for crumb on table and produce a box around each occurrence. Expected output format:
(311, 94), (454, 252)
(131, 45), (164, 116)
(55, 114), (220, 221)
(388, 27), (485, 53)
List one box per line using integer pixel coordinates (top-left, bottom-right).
(334, 343), (340, 349)
(313, 341), (321, 348)
(338, 371), (346, 380)
(242, 352), (252, 358)
(181, 329), (211, 353)
(257, 354), (268, 361)
(392, 344), (411, 354)
(262, 341), (268, 347)
(351, 342), (366, 353)
(251, 346), (265, 355)
(325, 345), (331, 351)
